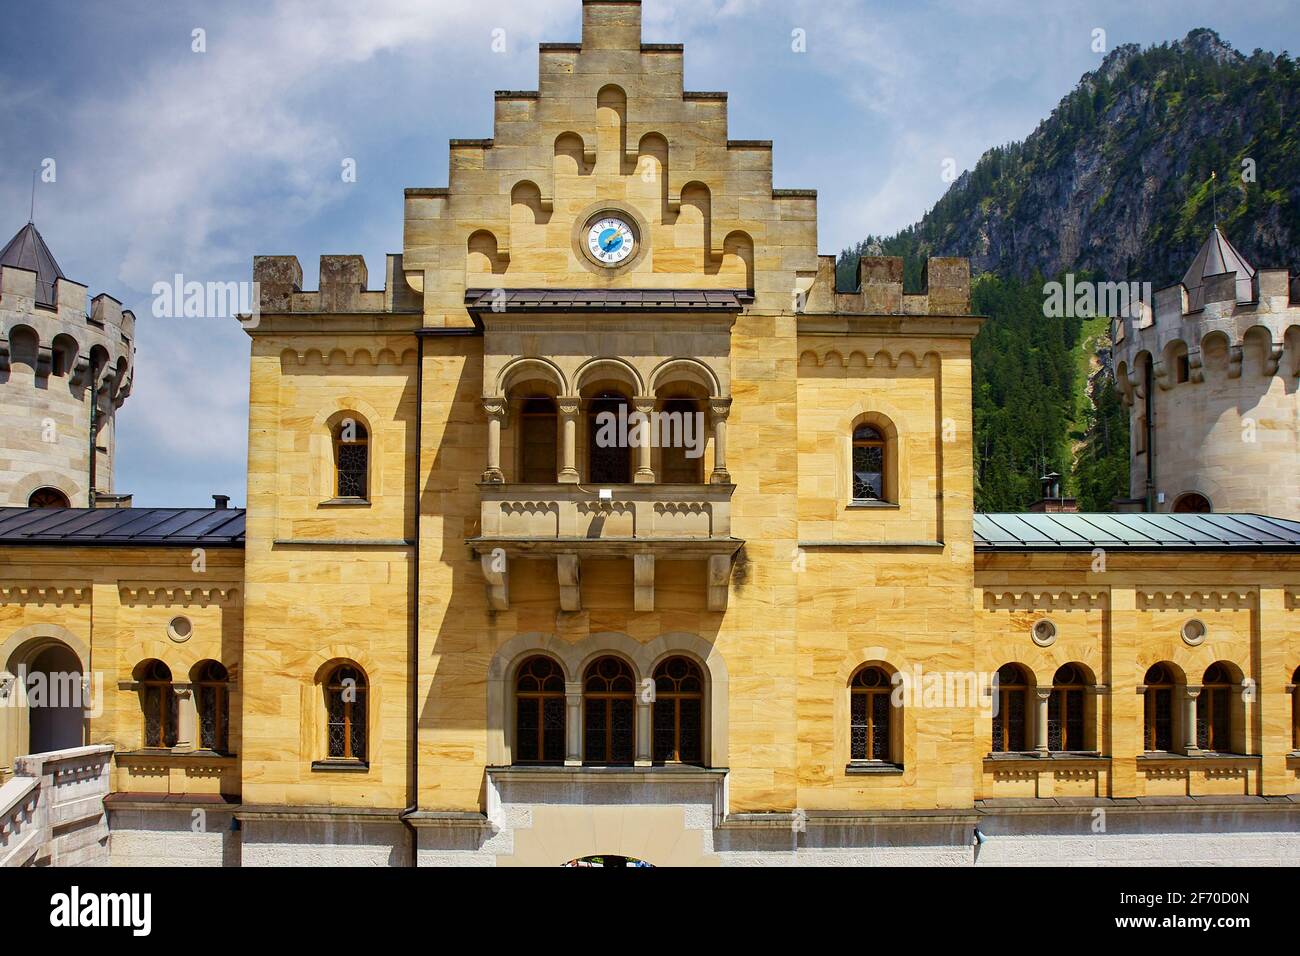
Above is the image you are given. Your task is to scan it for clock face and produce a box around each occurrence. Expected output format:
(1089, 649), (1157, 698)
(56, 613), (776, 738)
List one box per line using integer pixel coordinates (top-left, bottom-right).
(586, 216), (636, 265)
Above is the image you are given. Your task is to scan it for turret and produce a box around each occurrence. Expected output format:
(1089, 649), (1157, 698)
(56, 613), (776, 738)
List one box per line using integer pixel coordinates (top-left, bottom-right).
(1111, 227), (1300, 516)
(0, 221), (135, 508)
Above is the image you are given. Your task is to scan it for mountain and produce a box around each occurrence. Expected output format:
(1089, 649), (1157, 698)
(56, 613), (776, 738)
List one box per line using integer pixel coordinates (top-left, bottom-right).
(839, 30), (1300, 512)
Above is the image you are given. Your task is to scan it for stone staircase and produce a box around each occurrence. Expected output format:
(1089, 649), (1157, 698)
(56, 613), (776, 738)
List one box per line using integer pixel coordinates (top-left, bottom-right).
(0, 744), (112, 866)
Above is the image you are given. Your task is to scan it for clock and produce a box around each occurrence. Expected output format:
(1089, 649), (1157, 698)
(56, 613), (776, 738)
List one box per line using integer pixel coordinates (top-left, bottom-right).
(586, 215), (636, 266)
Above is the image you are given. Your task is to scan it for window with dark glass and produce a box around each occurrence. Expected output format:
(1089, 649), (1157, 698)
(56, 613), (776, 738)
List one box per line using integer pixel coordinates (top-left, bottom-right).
(519, 398), (558, 483)
(28, 487), (70, 508)
(1048, 664), (1087, 752)
(1144, 663), (1175, 752)
(652, 657), (703, 765)
(992, 664), (1029, 753)
(515, 656), (566, 765)
(583, 657), (635, 765)
(850, 665), (893, 762)
(195, 661), (230, 752)
(1293, 666), (1300, 752)
(1172, 493), (1211, 514)
(138, 660), (178, 749)
(1197, 663), (1232, 752)
(334, 420), (369, 499)
(587, 394), (630, 484)
(1176, 354), (1190, 383)
(852, 424), (885, 500)
(325, 664), (367, 761)
(659, 399), (704, 484)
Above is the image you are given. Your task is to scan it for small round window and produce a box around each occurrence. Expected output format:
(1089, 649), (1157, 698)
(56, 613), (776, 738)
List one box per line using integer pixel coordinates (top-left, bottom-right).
(1181, 618), (1207, 647)
(167, 616), (193, 643)
(1031, 618), (1057, 647)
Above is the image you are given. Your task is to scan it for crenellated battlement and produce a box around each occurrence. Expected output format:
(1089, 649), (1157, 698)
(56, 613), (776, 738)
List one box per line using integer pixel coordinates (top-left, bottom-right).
(250, 254), (421, 316)
(799, 254), (971, 317)
(1113, 265), (1298, 397)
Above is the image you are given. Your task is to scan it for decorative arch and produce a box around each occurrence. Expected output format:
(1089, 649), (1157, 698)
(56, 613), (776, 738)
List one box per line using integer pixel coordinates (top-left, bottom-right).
(496, 355), (568, 399)
(844, 407), (902, 505)
(573, 355), (644, 397)
(509, 180), (551, 225)
(648, 357), (721, 398)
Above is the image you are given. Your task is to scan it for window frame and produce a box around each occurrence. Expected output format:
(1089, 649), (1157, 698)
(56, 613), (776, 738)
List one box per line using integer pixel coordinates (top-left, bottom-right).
(991, 664), (1030, 753)
(1143, 663), (1176, 753)
(850, 423), (888, 503)
(333, 419), (370, 501)
(513, 655), (566, 766)
(138, 660), (178, 750)
(323, 663), (368, 764)
(194, 661), (230, 754)
(849, 665), (895, 764)
(651, 656), (705, 766)
(582, 656), (636, 766)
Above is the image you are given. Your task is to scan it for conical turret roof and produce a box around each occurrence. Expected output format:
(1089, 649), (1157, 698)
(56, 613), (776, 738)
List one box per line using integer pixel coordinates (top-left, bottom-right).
(0, 222), (66, 307)
(1181, 225), (1255, 310)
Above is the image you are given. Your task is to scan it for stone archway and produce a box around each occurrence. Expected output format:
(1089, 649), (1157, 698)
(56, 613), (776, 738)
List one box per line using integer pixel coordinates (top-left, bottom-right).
(27, 643), (85, 753)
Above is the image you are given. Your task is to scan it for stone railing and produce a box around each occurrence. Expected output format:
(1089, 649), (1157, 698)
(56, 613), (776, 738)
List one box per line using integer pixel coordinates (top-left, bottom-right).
(0, 744), (112, 867)
(471, 483), (742, 612)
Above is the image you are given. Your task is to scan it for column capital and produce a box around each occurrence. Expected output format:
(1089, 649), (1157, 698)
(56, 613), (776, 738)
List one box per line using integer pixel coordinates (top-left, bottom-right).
(482, 396), (509, 420)
(632, 395), (657, 414)
(1183, 684), (1203, 700)
(709, 397), (733, 421)
(1035, 687), (1054, 702)
(556, 395), (581, 416)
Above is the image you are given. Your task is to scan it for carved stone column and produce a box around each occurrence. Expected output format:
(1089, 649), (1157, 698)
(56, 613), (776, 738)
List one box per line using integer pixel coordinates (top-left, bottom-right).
(173, 685), (196, 751)
(635, 692), (653, 767)
(1035, 687), (1052, 754)
(1182, 685), (1202, 753)
(633, 396), (656, 484)
(564, 682), (583, 767)
(482, 397), (507, 483)
(557, 396), (580, 483)
(709, 398), (732, 484)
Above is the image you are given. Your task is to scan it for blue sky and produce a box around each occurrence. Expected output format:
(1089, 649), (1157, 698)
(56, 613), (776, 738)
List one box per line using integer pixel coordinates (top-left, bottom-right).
(2, 0), (1297, 507)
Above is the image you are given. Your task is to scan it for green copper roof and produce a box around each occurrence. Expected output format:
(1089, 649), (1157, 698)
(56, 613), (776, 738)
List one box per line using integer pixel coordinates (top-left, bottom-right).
(974, 512), (1300, 551)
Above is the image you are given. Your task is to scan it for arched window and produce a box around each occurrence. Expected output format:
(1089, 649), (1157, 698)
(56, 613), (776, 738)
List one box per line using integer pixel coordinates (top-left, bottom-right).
(588, 393), (631, 484)
(1144, 663), (1176, 752)
(1197, 663), (1233, 752)
(194, 661), (230, 753)
(1173, 493), (1211, 514)
(583, 657), (635, 765)
(334, 418), (369, 499)
(137, 660), (177, 749)
(851, 424), (886, 501)
(514, 656), (565, 765)
(1292, 666), (1300, 752)
(659, 398), (704, 484)
(850, 665), (894, 762)
(1048, 664), (1088, 752)
(518, 398), (558, 483)
(28, 487), (70, 508)
(992, 664), (1030, 753)
(324, 663), (367, 762)
(652, 657), (703, 765)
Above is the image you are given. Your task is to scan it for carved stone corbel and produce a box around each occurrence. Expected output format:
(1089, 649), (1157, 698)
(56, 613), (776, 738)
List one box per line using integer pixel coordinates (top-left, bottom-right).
(1226, 344), (1243, 379)
(1264, 342), (1284, 376)
(1187, 348), (1204, 383)
(557, 553), (581, 612)
(35, 345), (53, 378)
(0, 333), (9, 372)
(480, 550), (509, 610)
(707, 553), (732, 611)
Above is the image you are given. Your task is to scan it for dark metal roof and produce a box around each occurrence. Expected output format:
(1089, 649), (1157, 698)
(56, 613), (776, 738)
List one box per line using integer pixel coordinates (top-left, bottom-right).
(1182, 226), (1255, 310)
(0, 222), (66, 307)
(0, 508), (246, 547)
(465, 288), (749, 314)
(975, 512), (1300, 551)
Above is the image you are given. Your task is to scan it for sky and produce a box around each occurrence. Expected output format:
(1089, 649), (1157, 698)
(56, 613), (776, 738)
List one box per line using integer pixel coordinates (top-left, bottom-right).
(1, 0), (1298, 507)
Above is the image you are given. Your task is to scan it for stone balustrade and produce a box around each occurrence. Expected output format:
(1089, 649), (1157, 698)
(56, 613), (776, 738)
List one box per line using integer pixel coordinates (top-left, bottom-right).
(0, 744), (112, 867)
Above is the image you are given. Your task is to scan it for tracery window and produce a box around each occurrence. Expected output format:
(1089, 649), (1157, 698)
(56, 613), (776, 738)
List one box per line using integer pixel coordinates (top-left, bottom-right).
(1047, 664), (1087, 752)
(583, 657), (635, 765)
(1196, 663), (1233, 752)
(334, 419), (369, 499)
(850, 665), (893, 762)
(195, 660), (230, 753)
(138, 660), (178, 749)
(851, 424), (886, 501)
(991, 664), (1030, 753)
(1144, 663), (1175, 752)
(652, 657), (703, 765)
(28, 487), (70, 508)
(515, 656), (566, 765)
(324, 663), (367, 762)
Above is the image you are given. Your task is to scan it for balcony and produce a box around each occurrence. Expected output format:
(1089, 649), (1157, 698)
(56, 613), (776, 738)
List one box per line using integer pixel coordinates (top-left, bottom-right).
(468, 482), (741, 612)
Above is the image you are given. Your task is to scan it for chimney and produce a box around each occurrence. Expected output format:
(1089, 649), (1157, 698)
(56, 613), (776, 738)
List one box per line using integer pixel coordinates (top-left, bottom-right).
(1029, 472), (1078, 514)
(212, 494), (230, 510)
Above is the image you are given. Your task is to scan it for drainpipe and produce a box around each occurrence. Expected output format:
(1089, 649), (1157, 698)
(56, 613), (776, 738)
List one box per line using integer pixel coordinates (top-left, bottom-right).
(87, 383), (98, 508)
(1143, 359), (1156, 512)
(403, 333), (424, 866)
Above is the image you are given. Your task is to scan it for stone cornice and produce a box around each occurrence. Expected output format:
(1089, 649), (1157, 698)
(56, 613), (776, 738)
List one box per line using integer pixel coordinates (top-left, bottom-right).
(117, 582), (241, 606)
(1137, 589), (1255, 611)
(982, 589), (1108, 611)
(0, 583), (90, 606)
